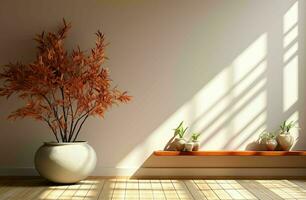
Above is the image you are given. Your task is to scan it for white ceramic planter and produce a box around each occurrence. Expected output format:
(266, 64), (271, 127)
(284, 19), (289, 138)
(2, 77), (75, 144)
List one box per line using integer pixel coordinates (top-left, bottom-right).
(277, 134), (294, 151)
(184, 142), (194, 151)
(192, 141), (200, 151)
(264, 139), (278, 151)
(35, 141), (97, 184)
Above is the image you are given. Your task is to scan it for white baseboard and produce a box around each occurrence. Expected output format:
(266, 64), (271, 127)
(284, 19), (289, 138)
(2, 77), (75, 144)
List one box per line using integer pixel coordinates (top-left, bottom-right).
(1, 167), (306, 178)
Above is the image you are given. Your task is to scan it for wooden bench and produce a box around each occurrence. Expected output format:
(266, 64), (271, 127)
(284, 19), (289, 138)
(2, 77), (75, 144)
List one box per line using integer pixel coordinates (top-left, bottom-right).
(154, 150), (306, 156)
(132, 151), (306, 178)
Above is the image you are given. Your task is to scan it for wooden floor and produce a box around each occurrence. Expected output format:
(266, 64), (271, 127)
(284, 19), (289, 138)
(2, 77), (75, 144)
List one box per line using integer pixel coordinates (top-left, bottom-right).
(0, 178), (306, 200)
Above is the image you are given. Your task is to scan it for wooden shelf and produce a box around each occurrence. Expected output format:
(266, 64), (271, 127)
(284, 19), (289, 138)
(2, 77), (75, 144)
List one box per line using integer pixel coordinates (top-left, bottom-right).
(154, 150), (306, 156)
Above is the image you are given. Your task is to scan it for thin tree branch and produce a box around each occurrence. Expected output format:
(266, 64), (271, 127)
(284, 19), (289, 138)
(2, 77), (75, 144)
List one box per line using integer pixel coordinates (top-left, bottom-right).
(41, 94), (65, 142)
(42, 116), (59, 142)
(60, 87), (68, 140)
(70, 104), (96, 140)
(73, 114), (89, 142)
(67, 94), (75, 142)
(50, 90), (66, 142)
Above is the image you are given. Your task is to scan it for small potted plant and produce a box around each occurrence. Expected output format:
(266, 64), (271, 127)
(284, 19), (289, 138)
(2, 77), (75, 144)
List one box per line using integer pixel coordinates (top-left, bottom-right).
(190, 133), (201, 151)
(277, 120), (296, 151)
(0, 19), (131, 183)
(172, 121), (188, 151)
(259, 131), (278, 151)
(184, 141), (194, 152)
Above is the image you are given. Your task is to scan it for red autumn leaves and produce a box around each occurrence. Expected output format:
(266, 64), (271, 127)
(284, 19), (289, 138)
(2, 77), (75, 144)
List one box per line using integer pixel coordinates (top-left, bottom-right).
(0, 19), (131, 142)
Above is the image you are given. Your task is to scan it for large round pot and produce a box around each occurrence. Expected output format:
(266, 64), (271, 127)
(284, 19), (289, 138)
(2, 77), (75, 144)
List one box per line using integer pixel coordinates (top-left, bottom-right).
(35, 141), (97, 184)
(277, 134), (294, 151)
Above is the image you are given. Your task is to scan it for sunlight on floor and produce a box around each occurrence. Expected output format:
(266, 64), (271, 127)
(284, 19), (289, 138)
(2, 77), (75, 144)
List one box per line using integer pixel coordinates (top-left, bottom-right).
(257, 180), (306, 200)
(16, 178), (304, 200)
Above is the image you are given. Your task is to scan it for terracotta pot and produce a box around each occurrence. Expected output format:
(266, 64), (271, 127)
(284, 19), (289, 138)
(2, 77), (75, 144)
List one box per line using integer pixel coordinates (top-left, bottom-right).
(184, 142), (194, 151)
(173, 138), (186, 151)
(35, 141), (97, 184)
(277, 134), (294, 151)
(264, 139), (278, 151)
(192, 141), (200, 151)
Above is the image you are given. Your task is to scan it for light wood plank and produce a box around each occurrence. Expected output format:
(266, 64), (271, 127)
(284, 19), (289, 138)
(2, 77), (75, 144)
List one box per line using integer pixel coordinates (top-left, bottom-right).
(6, 179), (43, 200)
(112, 179), (126, 200)
(125, 179), (139, 200)
(58, 181), (82, 200)
(84, 179), (105, 200)
(139, 179), (153, 200)
(98, 179), (116, 200)
(1, 178), (306, 200)
(21, 180), (53, 200)
(44, 184), (69, 200)
(151, 180), (166, 200)
(237, 180), (283, 200)
(183, 180), (207, 200)
(0, 180), (15, 199)
(171, 180), (194, 200)
(161, 179), (180, 199)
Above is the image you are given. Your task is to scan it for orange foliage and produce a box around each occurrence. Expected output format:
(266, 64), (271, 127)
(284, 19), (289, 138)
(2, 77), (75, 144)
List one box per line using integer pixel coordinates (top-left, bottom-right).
(0, 19), (131, 142)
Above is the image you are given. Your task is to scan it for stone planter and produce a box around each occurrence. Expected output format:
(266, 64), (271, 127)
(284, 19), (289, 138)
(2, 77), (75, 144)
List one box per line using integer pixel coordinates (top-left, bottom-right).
(173, 138), (186, 151)
(264, 139), (278, 151)
(184, 142), (194, 151)
(34, 141), (97, 184)
(192, 141), (200, 151)
(277, 134), (294, 151)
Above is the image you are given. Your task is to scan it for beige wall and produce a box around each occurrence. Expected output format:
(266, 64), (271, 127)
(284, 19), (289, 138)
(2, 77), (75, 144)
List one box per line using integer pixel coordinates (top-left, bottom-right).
(0, 0), (305, 176)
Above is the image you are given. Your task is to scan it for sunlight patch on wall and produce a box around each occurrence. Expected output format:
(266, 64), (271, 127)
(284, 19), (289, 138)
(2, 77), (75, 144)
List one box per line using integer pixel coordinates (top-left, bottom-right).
(117, 33), (269, 167)
(283, 1), (299, 112)
(232, 34), (267, 86)
(193, 34), (268, 150)
(231, 110), (266, 149)
(229, 80), (267, 149)
(192, 68), (232, 122)
(226, 34), (267, 149)
(283, 56), (298, 112)
(283, 1), (298, 34)
(287, 111), (299, 143)
(283, 43), (298, 62)
(116, 67), (232, 167)
(116, 91), (199, 168)
(233, 61), (267, 109)
(283, 26), (298, 48)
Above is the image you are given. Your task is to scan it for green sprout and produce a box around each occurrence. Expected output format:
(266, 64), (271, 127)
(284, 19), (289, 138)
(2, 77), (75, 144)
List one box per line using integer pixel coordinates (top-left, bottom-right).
(191, 133), (201, 141)
(280, 120), (297, 134)
(259, 131), (276, 142)
(173, 121), (188, 138)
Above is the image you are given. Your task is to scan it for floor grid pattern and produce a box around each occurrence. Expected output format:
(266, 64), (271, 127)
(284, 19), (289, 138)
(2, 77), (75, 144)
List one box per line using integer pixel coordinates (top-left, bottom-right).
(0, 178), (306, 200)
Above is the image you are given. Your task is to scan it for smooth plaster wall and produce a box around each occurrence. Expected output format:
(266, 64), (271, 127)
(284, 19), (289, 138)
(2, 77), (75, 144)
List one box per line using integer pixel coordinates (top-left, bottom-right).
(0, 0), (305, 175)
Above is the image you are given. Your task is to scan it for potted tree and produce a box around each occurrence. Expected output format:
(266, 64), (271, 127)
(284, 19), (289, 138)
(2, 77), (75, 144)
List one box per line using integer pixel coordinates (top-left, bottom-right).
(0, 19), (131, 183)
